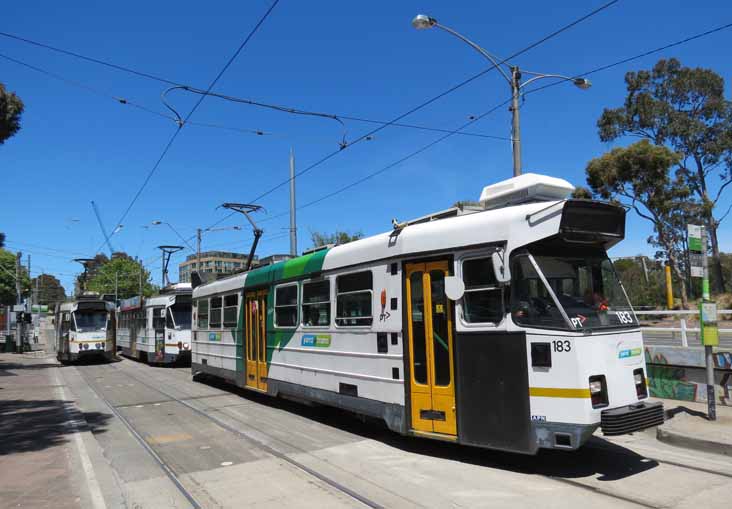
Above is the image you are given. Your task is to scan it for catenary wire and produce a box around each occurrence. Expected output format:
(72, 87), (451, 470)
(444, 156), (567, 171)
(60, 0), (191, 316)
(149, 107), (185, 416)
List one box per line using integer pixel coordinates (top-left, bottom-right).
(255, 18), (732, 226)
(0, 52), (175, 121)
(522, 21), (732, 97)
(0, 30), (182, 86)
(198, 0), (621, 234)
(96, 0), (281, 254)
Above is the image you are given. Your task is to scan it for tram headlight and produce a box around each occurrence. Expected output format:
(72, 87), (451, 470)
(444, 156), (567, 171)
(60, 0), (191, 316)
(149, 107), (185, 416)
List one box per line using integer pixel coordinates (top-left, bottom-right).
(588, 375), (608, 408)
(633, 368), (648, 399)
(183, 342), (190, 350)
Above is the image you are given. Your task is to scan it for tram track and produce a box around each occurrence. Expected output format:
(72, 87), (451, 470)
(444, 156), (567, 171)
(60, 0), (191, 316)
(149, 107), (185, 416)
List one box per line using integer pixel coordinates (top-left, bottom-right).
(89, 359), (731, 509)
(82, 361), (385, 509)
(75, 366), (203, 509)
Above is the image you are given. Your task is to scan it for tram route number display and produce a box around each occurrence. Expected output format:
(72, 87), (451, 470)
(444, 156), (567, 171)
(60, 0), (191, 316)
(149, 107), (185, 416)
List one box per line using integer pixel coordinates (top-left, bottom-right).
(552, 340), (571, 352)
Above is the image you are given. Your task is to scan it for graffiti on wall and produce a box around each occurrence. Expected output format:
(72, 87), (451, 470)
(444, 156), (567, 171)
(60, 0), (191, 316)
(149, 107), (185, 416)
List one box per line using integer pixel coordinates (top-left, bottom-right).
(645, 347), (731, 406)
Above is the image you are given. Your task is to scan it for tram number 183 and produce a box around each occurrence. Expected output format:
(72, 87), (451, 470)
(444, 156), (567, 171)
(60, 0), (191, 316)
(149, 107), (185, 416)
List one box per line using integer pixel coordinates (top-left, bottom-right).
(552, 340), (571, 352)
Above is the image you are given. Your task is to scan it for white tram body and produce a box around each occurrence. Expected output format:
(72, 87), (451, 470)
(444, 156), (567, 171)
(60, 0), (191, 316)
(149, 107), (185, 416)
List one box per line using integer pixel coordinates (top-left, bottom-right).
(191, 174), (663, 453)
(55, 296), (115, 362)
(117, 283), (192, 364)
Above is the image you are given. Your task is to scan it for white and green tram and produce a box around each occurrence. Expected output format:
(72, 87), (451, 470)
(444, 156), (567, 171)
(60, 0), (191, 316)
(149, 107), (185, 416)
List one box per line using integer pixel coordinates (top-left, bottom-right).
(191, 173), (663, 453)
(55, 295), (116, 362)
(117, 283), (192, 364)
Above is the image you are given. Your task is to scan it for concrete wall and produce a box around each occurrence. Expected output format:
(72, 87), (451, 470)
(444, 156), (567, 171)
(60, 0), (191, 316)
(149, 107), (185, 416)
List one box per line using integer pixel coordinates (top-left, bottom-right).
(645, 346), (732, 406)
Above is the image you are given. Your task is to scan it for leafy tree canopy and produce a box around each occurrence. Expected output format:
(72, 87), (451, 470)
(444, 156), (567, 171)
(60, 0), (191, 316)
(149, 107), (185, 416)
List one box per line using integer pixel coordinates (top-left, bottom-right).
(310, 230), (364, 248)
(0, 83), (24, 145)
(85, 255), (156, 299)
(32, 274), (66, 306)
(0, 232), (5, 248)
(0, 249), (30, 305)
(586, 139), (694, 307)
(597, 57), (732, 292)
(570, 187), (593, 200)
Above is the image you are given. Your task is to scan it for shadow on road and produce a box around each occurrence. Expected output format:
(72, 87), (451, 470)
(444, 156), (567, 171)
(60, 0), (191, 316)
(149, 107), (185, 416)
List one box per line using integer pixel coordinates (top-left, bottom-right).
(193, 373), (659, 482)
(0, 398), (112, 456)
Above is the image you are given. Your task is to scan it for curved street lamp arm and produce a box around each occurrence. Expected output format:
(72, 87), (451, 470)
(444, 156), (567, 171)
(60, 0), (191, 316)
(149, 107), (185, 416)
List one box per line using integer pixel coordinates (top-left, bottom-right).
(518, 73), (582, 90)
(433, 22), (513, 85)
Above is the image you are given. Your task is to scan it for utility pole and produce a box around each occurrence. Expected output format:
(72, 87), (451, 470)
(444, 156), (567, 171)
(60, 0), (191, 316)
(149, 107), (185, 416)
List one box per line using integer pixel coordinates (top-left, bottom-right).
(289, 148), (297, 257)
(510, 66), (522, 177)
(114, 271), (119, 305)
(701, 226), (716, 421)
(196, 228), (202, 269)
(690, 224), (718, 421)
(15, 252), (22, 353)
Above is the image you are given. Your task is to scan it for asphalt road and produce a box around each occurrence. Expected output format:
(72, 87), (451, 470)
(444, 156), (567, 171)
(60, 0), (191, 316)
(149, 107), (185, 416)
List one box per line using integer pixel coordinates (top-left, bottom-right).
(46, 356), (732, 508)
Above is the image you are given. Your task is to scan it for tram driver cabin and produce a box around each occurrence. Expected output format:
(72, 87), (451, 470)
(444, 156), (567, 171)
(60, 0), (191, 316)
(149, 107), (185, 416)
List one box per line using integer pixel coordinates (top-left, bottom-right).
(191, 173), (664, 454)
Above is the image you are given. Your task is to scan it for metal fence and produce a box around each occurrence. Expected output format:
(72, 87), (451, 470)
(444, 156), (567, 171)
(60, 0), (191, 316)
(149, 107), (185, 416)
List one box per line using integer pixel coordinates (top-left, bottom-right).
(636, 309), (732, 348)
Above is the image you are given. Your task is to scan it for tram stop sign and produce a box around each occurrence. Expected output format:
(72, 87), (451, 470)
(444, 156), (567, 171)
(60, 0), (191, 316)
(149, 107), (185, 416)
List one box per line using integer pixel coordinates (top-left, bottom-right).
(688, 224), (704, 277)
(699, 301), (720, 346)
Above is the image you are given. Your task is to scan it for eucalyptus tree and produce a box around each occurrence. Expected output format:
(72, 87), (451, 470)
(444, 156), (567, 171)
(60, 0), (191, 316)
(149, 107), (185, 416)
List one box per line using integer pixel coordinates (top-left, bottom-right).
(597, 58), (732, 293)
(586, 140), (693, 308)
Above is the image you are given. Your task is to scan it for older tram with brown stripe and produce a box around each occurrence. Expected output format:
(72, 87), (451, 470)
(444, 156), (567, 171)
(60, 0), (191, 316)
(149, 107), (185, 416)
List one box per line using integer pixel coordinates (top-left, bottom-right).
(191, 173), (663, 453)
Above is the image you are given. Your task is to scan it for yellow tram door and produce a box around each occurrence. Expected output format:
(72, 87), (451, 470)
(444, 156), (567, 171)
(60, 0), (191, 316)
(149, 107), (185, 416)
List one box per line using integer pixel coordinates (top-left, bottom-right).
(406, 262), (457, 436)
(245, 291), (268, 392)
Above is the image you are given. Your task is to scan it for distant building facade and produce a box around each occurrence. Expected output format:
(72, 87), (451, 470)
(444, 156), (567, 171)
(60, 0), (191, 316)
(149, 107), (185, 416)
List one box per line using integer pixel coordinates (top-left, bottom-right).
(178, 251), (255, 283)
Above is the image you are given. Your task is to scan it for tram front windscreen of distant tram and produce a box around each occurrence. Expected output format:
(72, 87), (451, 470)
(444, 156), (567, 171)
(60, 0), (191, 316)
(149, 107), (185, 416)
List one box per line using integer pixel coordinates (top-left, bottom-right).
(511, 242), (637, 330)
(73, 311), (107, 332)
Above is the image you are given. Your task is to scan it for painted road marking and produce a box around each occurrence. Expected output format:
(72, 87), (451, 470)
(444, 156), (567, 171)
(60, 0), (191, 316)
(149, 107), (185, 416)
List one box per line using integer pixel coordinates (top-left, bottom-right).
(199, 446), (211, 450)
(135, 405), (144, 408)
(220, 461), (233, 467)
(146, 433), (193, 445)
(53, 370), (107, 509)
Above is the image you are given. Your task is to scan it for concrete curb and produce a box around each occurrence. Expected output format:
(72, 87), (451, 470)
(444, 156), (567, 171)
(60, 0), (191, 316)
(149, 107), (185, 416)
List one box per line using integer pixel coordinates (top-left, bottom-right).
(656, 426), (732, 457)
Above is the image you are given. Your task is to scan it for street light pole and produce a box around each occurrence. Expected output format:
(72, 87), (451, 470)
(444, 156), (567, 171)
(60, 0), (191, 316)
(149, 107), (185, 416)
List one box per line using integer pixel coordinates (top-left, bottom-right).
(412, 14), (591, 177)
(510, 66), (522, 177)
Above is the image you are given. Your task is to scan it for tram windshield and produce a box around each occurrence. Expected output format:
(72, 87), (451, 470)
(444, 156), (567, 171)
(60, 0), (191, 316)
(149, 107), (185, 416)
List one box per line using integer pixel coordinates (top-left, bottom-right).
(167, 303), (192, 330)
(73, 311), (107, 333)
(511, 241), (636, 331)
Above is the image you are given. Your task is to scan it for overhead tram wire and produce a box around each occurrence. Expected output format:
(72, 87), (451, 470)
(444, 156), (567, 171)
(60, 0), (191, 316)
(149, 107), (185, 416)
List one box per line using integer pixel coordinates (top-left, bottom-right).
(0, 30), (181, 86)
(197, 0), (621, 233)
(258, 99), (512, 225)
(257, 18), (732, 226)
(0, 52), (176, 121)
(95, 0), (281, 254)
(521, 20), (732, 98)
(1, 31), (513, 142)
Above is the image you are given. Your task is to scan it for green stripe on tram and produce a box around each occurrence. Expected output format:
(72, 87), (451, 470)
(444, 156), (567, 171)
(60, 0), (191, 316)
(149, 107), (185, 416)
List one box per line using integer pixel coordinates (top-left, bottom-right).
(237, 248), (331, 372)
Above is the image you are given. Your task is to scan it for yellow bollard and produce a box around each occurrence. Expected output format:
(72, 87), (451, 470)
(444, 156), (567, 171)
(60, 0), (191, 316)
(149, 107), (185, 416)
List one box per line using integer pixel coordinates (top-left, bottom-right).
(665, 265), (674, 309)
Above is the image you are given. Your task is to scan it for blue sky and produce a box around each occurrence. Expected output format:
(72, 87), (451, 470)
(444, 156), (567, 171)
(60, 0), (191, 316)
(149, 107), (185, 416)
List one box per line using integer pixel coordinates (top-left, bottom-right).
(2, 1), (732, 293)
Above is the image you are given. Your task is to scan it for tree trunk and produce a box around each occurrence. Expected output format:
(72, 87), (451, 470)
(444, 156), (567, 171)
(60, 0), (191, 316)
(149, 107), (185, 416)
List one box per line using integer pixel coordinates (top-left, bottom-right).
(693, 155), (727, 293)
(707, 222), (726, 294)
(667, 247), (689, 309)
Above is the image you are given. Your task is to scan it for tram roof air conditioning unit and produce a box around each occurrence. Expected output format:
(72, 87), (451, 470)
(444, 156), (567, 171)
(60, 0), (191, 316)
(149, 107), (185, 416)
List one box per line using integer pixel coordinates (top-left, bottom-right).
(479, 173), (575, 210)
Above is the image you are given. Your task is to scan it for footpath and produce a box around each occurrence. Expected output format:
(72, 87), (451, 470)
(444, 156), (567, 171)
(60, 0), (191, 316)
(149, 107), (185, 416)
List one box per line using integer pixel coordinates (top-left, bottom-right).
(654, 396), (732, 456)
(0, 351), (108, 508)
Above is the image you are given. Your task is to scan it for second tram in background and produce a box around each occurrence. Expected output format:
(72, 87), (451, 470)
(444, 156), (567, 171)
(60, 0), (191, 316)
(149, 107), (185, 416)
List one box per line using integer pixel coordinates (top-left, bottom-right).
(55, 294), (116, 363)
(117, 283), (192, 364)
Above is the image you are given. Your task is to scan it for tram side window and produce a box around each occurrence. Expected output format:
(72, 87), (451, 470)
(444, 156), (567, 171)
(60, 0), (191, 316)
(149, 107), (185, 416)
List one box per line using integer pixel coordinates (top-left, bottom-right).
(302, 280), (330, 327)
(210, 297), (222, 328)
(275, 284), (298, 328)
(153, 307), (165, 330)
(197, 299), (209, 329)
(461, 257), (504, 324)
(223, 294), (239, 328)
(335, 271), (373, 326)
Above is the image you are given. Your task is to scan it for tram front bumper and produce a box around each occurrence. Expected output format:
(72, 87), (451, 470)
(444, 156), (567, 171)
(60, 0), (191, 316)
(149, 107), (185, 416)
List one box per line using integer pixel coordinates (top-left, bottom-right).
(600, 401), (665, 436)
